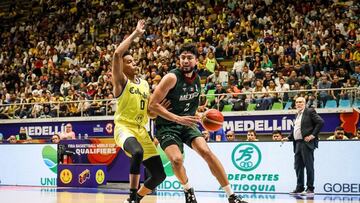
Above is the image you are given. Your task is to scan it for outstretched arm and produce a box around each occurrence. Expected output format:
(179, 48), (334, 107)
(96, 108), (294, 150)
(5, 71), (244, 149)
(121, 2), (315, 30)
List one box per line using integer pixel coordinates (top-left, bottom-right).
(112, 20), (145, 97)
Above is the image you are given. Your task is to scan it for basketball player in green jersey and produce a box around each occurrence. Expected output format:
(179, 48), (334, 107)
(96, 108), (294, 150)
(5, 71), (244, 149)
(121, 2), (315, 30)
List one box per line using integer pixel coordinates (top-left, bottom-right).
(112, 20), (165, 203)
(149, 43), (248, 203)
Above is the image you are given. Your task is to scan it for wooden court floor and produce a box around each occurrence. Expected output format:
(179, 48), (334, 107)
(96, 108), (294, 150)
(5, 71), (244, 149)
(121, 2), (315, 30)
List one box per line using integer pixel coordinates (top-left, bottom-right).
(0, 186), (359, 203)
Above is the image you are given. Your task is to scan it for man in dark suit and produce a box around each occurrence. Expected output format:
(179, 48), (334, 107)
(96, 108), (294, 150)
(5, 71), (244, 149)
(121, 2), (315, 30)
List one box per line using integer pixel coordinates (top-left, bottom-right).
(284, 96), (324, 196)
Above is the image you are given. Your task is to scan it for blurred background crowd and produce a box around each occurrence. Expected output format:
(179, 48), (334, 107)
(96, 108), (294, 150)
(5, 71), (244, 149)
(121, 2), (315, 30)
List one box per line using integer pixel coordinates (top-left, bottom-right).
(0, 0), (359, 119)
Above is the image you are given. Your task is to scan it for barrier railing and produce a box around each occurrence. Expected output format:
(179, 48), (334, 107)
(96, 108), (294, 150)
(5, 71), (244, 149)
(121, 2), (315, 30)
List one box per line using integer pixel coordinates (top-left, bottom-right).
(0, 87), (358, 119)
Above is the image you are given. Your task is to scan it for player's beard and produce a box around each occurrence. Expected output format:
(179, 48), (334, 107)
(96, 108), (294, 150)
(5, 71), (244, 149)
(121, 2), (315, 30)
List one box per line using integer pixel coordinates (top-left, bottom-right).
(180, 66), (194, 74)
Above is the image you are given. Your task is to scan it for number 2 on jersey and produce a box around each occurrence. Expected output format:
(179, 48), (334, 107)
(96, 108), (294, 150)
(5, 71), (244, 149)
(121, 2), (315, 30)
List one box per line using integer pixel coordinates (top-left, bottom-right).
(184, 103), (190, 112)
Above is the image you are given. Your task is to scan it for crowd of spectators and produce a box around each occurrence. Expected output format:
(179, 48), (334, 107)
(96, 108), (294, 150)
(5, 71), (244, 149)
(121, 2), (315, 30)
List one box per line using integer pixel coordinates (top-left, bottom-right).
(0, 0), (359, 119)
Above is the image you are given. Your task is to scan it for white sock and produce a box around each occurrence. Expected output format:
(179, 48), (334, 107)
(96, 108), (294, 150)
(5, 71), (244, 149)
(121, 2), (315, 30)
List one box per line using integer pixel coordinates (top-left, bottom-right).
(182, 181), (191, 191)
(223, 185), (233, 197)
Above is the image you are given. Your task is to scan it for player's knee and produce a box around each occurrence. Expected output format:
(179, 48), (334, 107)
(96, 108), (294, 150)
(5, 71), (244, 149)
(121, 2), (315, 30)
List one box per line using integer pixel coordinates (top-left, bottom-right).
(131, 148), (144, 161)
(198, 148), (212, 160)
(170, 155), (183, 167)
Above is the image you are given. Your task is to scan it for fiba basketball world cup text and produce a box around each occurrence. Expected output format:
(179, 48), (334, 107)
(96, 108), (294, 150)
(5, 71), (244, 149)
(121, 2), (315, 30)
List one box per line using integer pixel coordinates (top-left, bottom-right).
(67, 144), (117, 155)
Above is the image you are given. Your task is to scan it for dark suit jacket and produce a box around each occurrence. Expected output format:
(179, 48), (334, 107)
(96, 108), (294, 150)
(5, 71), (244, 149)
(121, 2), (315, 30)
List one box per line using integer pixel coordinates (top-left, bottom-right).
(288, 107), (324, 151)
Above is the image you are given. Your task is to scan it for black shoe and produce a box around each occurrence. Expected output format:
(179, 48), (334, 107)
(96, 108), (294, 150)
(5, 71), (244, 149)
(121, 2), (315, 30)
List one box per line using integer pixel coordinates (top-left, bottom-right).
(124, 197), (140, 203)
(289, 188), (304, 195)
(184, 188), (197, 203)
(301, 188), (314, 196)
(228, 194), (248, 203)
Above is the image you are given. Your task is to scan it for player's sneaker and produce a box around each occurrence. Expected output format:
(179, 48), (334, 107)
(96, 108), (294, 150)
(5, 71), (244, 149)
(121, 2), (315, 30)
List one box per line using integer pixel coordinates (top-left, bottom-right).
(123, 198), (140, 203)
(184, 188), (197, 203)
(228, 194), (248, 203)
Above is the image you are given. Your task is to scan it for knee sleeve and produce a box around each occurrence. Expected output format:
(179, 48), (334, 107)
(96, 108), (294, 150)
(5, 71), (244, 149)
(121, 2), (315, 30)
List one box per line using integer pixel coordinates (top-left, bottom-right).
(142, 155), (166, 190)
(124, 137), (144, 174)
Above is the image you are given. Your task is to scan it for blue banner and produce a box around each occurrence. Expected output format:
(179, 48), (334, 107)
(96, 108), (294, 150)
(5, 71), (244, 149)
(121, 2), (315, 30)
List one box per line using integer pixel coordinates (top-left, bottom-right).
(223, 113), (341, 134)
(0, 120), (115, 139)
(0, 112), (356, 139)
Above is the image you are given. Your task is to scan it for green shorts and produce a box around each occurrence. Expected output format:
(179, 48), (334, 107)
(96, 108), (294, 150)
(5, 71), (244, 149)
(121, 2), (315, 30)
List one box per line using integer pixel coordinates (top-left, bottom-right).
(155, 124), (202, 153)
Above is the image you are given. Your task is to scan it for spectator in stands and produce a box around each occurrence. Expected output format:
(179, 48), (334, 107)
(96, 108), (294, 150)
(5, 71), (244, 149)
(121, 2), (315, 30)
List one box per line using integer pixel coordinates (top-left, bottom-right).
(317, 75), (332, 107)
(272, 130), (283, 141)
(327, 127), (349, 140)
(211, 83), (227, 111)
(209, 128), (226, 142)
(276, 77), (290, 102)
(206, 69), (222, 90)
(201, 130), (210, 142)
(241, 65), (255, 85)
(352, 128), (360, 140)
(330, 75), (343, 104)
(226, 131), (236, 142)
(7, 135), (17, 144)
(16, 127), (31, 140)
(306, 93), (319, 109)
(246, 129), (258, 141)
(60, 123), (76, 140)
(197, 92), (208, 113)
(51, 134), (61, 144)
(241, 81), (253, 103)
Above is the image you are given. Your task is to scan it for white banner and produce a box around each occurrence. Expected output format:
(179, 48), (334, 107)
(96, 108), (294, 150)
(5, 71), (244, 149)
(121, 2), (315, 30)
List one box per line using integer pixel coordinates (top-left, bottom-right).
(0, 144), (58, 186)
(157, 141), (360, 195)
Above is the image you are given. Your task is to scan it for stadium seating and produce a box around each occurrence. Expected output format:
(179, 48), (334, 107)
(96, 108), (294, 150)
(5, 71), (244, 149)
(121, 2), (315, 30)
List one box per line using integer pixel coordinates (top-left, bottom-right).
(339, 99), (351, 108)
(325, 100), (337, 108)
(271, 102), (283, 110)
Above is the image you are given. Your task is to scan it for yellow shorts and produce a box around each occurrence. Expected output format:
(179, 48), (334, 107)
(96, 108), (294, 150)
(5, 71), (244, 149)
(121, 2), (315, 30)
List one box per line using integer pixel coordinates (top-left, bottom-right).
(114, 123), (158, 161)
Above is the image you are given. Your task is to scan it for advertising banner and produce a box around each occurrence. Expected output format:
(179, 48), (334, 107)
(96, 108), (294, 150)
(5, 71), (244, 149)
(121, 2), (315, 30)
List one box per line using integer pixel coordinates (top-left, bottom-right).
(60, 139), (144, 182)
(57, 164), (107, 187)
(223, 113), (342, 134)
(0, 111), (357, 139)
(0, 144), (58, 186)
(0, 120), (115, 139)
(157, 141), (360, 195)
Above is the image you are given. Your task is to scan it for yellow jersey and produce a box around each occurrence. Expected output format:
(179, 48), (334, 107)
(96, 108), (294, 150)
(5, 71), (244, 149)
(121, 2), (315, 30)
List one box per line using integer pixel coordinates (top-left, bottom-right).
(114, 78), (150, 127)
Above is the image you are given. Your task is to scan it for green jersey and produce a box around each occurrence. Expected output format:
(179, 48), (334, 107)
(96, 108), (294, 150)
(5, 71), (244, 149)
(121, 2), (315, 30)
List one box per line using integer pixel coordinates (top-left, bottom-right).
(156, 69), (201, 125)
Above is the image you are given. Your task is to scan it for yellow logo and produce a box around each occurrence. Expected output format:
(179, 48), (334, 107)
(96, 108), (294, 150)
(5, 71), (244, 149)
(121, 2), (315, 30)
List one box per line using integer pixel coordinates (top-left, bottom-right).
(95, 169), (105, 184)
(60, 169), (73, 184)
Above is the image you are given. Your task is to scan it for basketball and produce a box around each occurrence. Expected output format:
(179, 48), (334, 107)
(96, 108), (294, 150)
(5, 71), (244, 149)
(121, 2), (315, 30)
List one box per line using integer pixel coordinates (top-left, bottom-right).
(201, 109), (224, 131)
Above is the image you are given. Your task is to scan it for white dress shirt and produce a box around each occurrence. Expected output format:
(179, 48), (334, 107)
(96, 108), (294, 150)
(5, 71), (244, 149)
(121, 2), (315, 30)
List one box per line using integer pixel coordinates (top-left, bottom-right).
(293, 110), (303, 140)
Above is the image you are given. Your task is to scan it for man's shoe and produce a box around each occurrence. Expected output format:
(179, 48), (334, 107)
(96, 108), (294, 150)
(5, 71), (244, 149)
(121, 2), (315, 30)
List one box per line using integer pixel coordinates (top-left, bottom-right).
(184, 188), (197, 203)
(228, 194), (248, 203)
(289, 188), (304, 195)
(301, 189), (314, 196)
(124, 197), (140, 203)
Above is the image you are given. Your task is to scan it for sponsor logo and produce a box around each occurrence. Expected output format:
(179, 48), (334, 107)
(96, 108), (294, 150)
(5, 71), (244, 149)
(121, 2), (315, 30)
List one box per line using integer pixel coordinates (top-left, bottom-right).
(105, 123), (113, 134)
(231, 143), (261, 171)
(42, 146), (57, 174)
(93, 124), (104, 133)
(60, 169), (73, 184)
(79, 169), (90, 184)
(157, 146), (185, 177)
(324, 183), (360, 193)
(95, 169), (105, 184)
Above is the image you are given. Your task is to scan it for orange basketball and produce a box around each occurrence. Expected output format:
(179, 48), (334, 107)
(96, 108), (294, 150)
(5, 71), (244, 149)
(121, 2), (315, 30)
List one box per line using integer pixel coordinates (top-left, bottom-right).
(201, 109), (224, 131)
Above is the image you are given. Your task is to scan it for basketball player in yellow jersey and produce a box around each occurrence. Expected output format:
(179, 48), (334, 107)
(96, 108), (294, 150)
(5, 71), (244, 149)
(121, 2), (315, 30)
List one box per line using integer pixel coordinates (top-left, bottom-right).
(112, 20), (165, 203)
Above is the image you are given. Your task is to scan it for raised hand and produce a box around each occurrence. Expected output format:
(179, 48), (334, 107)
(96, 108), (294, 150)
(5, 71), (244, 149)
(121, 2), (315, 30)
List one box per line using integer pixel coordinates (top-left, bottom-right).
(135, 20), (145, 36)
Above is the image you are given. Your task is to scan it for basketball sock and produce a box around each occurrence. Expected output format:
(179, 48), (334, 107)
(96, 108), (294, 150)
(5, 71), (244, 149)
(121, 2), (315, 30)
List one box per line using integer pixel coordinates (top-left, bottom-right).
(136, 193), (143, 200)
(182, 181), (191, 191)
(222, 185), (233, 197)
(130, 188), (137, 200)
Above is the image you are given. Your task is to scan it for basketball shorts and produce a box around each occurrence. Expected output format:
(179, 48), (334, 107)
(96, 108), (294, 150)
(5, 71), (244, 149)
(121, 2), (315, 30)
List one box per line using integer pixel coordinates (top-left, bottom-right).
(114, 123), (158, 160)
(155, 124), (202, 153)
